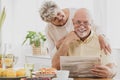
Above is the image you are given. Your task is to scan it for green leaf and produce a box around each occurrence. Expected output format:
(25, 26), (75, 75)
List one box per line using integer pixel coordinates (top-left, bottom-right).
(22, 38), (27, 45)
(0, 7), (6, 29)
(22, 31), (46, 47)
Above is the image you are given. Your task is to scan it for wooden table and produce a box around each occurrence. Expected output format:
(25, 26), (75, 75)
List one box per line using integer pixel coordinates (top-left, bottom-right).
(20, 78), (114, 80)
(74, 78), (113, 80)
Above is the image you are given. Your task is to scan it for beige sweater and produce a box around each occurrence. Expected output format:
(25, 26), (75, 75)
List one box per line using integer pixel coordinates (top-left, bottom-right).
(68, 31), (113, 65)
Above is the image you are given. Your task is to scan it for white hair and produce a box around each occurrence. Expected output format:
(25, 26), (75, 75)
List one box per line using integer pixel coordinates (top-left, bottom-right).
(74, 8), (93, 24)
(39, 1), (60, 22)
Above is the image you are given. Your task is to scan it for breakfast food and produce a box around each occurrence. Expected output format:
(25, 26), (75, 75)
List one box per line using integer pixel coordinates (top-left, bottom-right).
(16, 68), (26, 77)
(35, 68), (56, 77)
(39, 68), (56, 74)
(2, 68), (15, 77)
(0, 68), (26, 77)
(0, 68), (4, 77)
(6, 68), (16, 77)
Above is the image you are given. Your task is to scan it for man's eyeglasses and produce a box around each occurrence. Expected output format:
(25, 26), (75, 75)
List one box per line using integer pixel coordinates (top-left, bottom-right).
(73, 20), (91, 26)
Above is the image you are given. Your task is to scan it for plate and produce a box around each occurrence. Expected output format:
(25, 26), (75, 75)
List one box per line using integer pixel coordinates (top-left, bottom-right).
(0, 76), (26, 80)
(36, 74), (55, 78)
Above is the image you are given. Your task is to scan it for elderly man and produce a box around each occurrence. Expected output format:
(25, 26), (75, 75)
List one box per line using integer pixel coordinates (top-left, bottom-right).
(39, 1), (111, 57)
(52, 8), (116, 78)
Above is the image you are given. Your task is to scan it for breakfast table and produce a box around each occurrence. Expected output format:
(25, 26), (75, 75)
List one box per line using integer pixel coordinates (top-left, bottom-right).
(20, 77), (115, 80)
(74, 78), (114, 80)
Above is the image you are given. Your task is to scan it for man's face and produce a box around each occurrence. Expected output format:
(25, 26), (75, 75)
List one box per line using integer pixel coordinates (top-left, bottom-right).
(73, 14), (91, 39)
(51, 10), (67, 26)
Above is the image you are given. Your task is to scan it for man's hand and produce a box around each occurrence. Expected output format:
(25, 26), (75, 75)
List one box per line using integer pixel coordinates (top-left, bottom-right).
(52, 55), (60, 70)
(98, 35), (111, 54)
(52, 31), (80, 70)
(91, 65), (114, 78)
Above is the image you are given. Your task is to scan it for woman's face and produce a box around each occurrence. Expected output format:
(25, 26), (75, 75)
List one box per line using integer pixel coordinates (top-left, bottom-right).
(51, 10), (67, 26)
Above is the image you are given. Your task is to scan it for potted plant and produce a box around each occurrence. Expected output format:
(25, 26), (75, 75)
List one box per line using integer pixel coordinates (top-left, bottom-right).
(22, 31), (46, 55)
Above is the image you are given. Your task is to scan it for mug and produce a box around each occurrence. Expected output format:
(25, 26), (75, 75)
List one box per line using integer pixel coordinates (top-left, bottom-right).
(56, 70), (70, 79)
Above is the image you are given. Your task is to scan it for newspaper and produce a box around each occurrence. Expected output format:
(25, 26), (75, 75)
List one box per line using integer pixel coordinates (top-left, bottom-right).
(60, 56), (101, 77)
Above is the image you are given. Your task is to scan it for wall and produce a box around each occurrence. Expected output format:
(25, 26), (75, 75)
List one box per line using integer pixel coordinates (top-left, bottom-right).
(107, 0), (120, 49)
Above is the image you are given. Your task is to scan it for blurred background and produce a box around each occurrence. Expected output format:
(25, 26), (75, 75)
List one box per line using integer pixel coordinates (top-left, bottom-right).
(0, 0), (120, 74)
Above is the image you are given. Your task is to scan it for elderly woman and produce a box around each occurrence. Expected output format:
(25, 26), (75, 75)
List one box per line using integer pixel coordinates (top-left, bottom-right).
(39, 1), (111, 57)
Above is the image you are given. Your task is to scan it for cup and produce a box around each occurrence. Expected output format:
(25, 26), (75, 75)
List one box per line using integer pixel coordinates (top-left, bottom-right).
(24, 63), (34, 78)
(3, 57), (13, 68)
(56, 70), (70, 79)
(2, 54), (18, 69)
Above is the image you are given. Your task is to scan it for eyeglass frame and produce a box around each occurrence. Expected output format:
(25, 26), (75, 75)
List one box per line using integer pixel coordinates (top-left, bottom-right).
(73, 20), (91, 26)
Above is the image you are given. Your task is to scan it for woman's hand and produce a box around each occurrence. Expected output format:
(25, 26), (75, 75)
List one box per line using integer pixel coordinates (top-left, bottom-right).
(55, 31), (79, 49)
(63, 31), (80, 46)
(98, 35), (111, 54)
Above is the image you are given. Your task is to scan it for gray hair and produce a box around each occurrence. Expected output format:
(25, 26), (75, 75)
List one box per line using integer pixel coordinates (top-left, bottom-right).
(39, 1), (60, 22)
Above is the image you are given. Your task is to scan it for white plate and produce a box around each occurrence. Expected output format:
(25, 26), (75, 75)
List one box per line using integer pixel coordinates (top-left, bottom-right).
(52, 78), (73, 80)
